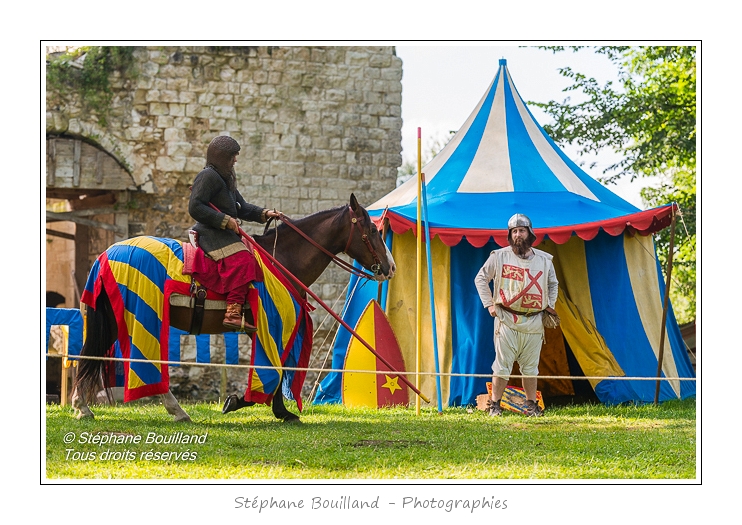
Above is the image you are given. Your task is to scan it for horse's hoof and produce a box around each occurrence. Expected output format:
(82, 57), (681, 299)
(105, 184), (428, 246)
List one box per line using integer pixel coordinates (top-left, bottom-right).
(280, 413), (301, 424)
(222, 395), (255, 414)
(174, 414), (192, 423)
(74, 408), (95, 420)
(222, 395), (239, 414)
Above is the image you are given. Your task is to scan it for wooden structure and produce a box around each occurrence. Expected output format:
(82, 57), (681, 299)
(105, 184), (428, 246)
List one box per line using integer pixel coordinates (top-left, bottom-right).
(45, 136), (138, 404)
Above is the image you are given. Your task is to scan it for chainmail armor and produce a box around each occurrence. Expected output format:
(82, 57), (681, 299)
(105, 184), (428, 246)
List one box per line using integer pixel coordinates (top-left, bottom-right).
(206, 135), (241, 191)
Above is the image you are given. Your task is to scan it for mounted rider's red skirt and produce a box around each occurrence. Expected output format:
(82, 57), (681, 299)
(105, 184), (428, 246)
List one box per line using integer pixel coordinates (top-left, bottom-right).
(189, 241), (263, 302)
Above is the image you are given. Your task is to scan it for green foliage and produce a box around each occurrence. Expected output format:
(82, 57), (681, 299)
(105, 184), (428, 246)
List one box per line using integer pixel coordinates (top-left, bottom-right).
(532, 46), (696, 323)
(46, 46), (137, 126)
(642, 168), (696, 323)
(533, 46), (695, 183)
(46, 398), (695, 479)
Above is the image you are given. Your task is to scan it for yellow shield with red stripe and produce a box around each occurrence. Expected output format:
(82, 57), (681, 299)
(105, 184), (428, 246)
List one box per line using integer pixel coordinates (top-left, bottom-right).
(342, 300), (409, 408)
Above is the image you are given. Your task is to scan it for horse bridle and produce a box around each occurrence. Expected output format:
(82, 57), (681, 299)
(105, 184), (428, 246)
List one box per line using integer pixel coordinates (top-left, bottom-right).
(343, 206), (383, 275)
(273, 205), (384, 279)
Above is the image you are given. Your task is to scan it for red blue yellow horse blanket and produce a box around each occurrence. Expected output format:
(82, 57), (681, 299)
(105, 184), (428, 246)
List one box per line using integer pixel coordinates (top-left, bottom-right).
(80, 236), (314, 408)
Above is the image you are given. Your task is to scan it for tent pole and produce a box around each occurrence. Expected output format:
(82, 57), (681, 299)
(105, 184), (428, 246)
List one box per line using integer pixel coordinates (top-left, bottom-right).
(416, 127), (423, 415)
(421, 173), (444, 414)
(654, 206), (677, 405)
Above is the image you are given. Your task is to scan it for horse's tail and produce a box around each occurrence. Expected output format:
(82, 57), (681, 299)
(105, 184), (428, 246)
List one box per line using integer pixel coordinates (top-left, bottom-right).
(73, 287), (118, 405)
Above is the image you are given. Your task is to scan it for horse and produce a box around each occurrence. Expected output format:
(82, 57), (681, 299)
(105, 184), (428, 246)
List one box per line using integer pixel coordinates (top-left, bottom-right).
(71, 193), (395, 423)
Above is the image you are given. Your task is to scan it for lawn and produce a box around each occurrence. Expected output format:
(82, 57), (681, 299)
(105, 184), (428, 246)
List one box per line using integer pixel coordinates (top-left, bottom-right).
(44, 397), (696, 480)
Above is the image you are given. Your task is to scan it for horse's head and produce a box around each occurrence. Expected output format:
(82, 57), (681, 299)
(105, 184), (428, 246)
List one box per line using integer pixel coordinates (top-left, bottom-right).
(345, 193), (396, 281)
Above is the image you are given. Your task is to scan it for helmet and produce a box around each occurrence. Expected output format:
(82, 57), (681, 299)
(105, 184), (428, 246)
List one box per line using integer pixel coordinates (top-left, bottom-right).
(507, 213), (536, 243)
(508, 213), (534, 235)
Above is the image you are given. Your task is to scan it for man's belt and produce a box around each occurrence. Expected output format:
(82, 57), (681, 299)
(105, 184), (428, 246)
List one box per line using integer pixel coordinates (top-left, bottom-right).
(498, 304), (543, 317)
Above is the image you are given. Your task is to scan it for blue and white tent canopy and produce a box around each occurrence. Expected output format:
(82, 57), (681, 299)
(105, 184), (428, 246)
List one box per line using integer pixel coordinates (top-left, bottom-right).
(370, 59), (674, 246)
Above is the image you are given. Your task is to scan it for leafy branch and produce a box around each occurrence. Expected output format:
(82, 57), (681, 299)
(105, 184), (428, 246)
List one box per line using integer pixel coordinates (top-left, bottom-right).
(46, 46), (137, 126)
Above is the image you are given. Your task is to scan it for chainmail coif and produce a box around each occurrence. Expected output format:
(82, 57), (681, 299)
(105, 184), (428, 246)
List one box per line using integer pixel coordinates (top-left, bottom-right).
(206, 135), (241, 191)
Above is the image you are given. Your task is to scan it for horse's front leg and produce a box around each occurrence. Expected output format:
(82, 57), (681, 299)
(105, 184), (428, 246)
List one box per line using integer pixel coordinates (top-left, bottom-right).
(160, 391), (191, 422)
(71, 388), (95, 420)
(271, 377), (300, 423)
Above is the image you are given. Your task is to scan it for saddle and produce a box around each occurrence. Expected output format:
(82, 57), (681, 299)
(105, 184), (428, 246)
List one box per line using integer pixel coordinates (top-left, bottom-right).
(168, 236), (255, 335)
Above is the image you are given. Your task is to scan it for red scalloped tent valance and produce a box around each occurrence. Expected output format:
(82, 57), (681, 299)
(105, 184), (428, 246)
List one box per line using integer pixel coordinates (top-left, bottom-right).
(374, 204), (677, 248)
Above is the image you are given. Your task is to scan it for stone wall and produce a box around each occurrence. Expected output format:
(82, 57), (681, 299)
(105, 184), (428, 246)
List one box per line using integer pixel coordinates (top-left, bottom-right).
(46, 45), (404, 402)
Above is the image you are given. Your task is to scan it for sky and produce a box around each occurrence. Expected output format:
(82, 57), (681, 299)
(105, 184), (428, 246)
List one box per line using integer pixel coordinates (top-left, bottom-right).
(394, 45), (645, 207)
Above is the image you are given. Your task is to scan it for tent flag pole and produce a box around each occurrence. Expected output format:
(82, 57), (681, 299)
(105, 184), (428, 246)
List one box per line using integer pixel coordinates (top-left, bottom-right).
(416, 127), (423, 415)
(421, 172), (443, 414)
(654, 205), (678, 405)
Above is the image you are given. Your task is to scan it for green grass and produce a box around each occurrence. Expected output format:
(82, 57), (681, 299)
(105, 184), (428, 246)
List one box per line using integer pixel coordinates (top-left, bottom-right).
(45, 398), (696, 480)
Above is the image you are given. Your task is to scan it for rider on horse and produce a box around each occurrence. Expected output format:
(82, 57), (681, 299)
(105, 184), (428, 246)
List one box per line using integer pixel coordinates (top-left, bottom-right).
(188, 135), (282, 331)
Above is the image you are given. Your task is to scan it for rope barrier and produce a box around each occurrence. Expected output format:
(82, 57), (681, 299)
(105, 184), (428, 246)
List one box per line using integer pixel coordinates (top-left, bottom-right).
(46, 352), (696, 383)
(307, 276), (361, 402)
(309, 281), (348, 340)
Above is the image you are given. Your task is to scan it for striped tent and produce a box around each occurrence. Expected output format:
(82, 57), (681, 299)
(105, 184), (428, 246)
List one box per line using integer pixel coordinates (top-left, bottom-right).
(316, 59), (695, 407)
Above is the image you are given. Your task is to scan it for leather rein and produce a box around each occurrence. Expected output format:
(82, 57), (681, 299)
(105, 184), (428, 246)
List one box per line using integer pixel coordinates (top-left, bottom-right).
(267, 205), (383, 280)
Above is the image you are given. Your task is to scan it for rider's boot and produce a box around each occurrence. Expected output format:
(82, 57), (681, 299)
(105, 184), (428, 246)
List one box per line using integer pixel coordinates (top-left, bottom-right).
(223, 303), (257, 332)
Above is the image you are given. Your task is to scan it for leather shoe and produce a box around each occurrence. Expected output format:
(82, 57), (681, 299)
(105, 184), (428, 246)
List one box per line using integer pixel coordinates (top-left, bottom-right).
(223, 303), (257, 332)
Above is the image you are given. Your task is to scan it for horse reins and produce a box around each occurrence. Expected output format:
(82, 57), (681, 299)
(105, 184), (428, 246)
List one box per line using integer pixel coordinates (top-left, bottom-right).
(208, 202), (381, 280)
(273, 205), (382, 280)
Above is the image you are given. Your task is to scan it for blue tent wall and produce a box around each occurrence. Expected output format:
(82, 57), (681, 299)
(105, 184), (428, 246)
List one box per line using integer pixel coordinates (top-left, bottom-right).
(447, 240), (499, 406)
(581, 232), (694, 403)
(316, 230), (695, 407)
(445, 232), (695, 406)
(655, 255), (696, 401)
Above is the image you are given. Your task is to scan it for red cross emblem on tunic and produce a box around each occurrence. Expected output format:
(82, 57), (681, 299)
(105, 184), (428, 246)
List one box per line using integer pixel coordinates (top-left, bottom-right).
(500, 268), (544, 309)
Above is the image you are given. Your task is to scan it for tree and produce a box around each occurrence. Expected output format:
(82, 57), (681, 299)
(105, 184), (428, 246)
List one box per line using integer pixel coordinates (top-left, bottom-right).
(532, 46), (696, 324)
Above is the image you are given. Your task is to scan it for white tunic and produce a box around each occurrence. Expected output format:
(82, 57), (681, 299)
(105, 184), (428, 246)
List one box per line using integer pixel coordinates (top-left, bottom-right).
(474, 247), (558, 334)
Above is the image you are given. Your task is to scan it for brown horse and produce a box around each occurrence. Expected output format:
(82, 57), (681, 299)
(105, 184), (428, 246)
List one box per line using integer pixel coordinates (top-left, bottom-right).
(71, 194), (395, 423)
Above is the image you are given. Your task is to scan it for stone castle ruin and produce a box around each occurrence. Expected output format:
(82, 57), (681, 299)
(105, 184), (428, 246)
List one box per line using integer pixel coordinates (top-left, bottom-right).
(45, 45), (403, 402)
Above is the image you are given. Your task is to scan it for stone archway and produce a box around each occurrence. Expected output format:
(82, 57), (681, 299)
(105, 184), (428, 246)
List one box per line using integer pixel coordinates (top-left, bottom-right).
(46, 118), (156, 192)
(45, 135), (137, 304)
(46, 135), (141, 404)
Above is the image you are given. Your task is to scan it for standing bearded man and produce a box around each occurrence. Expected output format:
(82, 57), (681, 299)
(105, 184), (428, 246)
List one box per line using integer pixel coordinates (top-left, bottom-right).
(188, 135), (282, 331)
(474, 213), (559, 417)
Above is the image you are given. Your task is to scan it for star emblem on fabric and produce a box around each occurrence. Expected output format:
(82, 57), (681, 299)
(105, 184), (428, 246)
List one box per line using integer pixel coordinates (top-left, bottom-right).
(381, 375), (401, 395)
